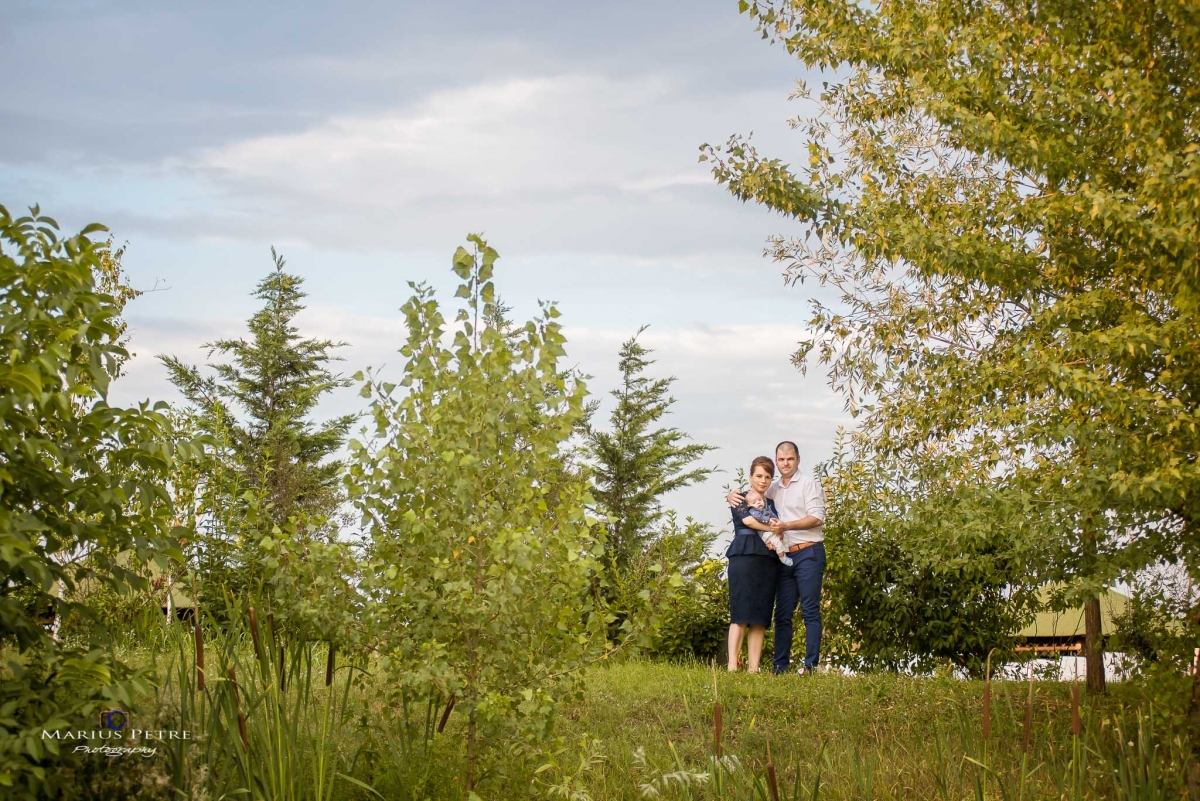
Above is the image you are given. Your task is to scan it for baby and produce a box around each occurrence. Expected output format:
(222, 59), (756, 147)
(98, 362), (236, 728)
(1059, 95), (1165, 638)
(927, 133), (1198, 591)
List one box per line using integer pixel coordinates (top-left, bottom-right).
(744, 488), (793, 567)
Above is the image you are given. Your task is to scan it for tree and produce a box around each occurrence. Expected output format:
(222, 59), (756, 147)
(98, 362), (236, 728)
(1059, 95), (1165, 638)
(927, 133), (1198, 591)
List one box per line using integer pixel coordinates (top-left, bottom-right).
(0, 205), (184, 797)
(587, 328), (716, 578)
(348, 236), (608, 793)
(161, 250), (354, 590)
(703, 0), (1200, 723)
(821, 442), (1043, 677)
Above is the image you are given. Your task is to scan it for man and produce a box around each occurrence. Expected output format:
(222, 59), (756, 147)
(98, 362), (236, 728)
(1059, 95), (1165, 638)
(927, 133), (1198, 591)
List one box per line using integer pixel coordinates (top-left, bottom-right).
(728, 441), (826, 674)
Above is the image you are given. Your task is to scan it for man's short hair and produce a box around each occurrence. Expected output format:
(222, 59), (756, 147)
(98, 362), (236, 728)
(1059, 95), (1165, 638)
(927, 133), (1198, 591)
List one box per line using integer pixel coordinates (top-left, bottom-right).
(775, 440), (799, 457)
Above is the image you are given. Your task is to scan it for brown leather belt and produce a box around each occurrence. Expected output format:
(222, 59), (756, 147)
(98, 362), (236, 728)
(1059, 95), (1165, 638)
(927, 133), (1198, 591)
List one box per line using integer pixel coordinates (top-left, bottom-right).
(786, 541), (819, 554)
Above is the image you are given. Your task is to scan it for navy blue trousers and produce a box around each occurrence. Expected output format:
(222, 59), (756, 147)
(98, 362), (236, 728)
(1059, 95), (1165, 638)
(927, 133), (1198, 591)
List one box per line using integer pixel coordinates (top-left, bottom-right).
(772, 542), (826, 673)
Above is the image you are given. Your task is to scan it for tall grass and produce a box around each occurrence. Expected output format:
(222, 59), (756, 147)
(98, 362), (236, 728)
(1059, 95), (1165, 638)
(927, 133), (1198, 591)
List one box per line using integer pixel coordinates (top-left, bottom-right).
(117, 647), (1194, 800)
(153, 603), (370, 800)
(526, 661), (1193, 800)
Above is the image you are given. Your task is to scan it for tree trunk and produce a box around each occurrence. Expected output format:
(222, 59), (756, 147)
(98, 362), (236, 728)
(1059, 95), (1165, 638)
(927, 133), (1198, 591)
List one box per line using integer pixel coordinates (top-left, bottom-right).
(1186, 611), (1200, 800)
(1083, 594), (1106, 695)
(466, 707), (477, 796)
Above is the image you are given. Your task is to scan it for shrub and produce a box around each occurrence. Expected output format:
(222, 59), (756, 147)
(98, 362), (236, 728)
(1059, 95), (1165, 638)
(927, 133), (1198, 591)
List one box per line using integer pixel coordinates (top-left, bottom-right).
(349, 236), (609, 794)
(0, 205), (185, 797)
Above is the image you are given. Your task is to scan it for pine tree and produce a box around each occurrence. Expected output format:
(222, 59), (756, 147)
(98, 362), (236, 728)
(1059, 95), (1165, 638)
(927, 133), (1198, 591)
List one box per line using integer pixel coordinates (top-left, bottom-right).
(587, 327), (716, 576)
(161, 249), (354, 532)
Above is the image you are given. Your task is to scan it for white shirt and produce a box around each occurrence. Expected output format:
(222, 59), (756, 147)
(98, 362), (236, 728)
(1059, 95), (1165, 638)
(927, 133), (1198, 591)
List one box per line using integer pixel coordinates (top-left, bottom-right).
(765, 472), (826, 546)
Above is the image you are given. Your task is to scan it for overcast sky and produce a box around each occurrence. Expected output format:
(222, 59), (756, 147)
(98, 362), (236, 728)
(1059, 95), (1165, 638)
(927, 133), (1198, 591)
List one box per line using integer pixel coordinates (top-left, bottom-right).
(3, 0), (853, 546)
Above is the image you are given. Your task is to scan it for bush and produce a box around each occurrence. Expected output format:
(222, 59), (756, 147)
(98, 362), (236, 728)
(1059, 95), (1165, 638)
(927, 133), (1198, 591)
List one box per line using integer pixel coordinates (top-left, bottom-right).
(349, 236), (608, 794)
(650, 559), (729, 662)
(0, 206), (185, 797)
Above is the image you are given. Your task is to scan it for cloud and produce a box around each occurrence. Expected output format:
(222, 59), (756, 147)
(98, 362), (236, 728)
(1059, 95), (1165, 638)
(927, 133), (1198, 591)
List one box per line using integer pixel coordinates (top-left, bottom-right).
(199, 74), (676, 194)
(165, 72), (797, 255)
(16, 0), (847, 548)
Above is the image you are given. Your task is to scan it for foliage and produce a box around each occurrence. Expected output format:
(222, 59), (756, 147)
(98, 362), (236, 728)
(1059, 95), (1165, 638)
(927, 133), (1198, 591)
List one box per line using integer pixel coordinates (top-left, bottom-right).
(257, 519), (365, 645)
(56, 562), (169, 646)
(647, 556), (729, 663)
(348, 235), (610, 793)
(599, 510), (721, 663)
(35, 645), (1200, 799)
(0, 205), (185, 796)
(161, 249), (354, 595)
(1112, 573), (1199, 673)
(587, 327), (715, 578)
(703, 0), (1200, 701)
(820, 445), (1040, 677)
(149, 603), (367, 801)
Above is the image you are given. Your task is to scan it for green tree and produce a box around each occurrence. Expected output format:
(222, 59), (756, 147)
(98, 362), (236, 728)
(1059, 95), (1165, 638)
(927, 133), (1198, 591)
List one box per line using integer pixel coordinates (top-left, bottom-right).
(161, 250), (354, 590)
(0, 205), (184, 796)
(703, 0), (1200, 717)
(587, 328), (716, 577)
(348, 236), (608, 793)
(820, 444), (1043, 677)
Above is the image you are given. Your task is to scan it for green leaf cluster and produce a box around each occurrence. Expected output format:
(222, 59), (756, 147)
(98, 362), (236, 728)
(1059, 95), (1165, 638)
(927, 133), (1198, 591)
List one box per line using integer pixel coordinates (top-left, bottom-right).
(0, 205), (183, 796)
(703, 0), (1200, 682)
(348, 235), (607, 792)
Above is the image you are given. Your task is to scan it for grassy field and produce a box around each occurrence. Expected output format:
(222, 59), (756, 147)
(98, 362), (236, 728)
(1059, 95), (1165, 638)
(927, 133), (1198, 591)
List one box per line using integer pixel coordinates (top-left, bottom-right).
(536, 662), (1189, 800)
(50, 636), (1194, 801)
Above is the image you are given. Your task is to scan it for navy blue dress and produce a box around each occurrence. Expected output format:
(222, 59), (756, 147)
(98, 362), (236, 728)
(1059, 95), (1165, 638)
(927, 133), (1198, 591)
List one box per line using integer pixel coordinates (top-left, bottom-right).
(725, 497), (781, 627)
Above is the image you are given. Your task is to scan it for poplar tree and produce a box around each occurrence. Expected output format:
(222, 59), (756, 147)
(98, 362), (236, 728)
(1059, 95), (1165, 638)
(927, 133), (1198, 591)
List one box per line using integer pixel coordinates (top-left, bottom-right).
(703, 0), (1199, 729)
(349, 236), (606, 793)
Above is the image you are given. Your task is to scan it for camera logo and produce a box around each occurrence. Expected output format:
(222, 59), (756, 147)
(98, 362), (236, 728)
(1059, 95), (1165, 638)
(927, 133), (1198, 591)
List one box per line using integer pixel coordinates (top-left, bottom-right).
(99, 709), (129, 731)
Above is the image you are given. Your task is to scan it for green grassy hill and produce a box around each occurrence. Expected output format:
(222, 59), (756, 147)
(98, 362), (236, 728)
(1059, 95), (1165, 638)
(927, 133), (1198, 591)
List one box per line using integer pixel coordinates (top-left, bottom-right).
(65, 649), (1190, 800)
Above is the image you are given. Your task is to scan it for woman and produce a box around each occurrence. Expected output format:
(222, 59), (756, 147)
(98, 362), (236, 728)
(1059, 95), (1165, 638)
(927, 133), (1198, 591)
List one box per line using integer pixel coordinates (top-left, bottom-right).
(725, 455), (781, 672)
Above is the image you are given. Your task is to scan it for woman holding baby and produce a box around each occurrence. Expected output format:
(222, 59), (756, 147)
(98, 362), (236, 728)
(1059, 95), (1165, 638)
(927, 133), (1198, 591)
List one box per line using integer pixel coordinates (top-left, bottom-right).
(724, 455), (788, 671)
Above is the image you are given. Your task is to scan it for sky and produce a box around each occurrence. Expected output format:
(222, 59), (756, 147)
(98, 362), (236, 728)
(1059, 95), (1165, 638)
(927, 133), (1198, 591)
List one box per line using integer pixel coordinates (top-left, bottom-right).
(2, 0), (853, 547)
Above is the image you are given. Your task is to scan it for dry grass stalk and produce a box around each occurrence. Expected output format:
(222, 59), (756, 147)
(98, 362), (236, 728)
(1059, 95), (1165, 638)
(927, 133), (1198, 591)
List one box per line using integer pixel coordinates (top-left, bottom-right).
(712, 660), (723, 758)
(228, 666), (248, 753)
(1022, 662), (1034, 753)
(279, 642), (286, 692)
(983, 648), (996, 741)
(325, 643), (335, 687)
(438, 693), (456, 734)
(194, 618), (205, 692)
(248, 606), (261, 657)
(765, 731), (780, 801)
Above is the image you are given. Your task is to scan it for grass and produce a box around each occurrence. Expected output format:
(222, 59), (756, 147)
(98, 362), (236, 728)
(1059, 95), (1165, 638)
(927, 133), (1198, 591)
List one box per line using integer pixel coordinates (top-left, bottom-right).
(533, 661), (1181, 800)
(40, 630), (1196, 800)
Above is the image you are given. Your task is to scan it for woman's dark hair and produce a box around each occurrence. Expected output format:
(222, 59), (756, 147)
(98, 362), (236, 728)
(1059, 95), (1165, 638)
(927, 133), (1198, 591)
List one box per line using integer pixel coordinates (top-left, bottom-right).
(750, 456), (775, 477)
